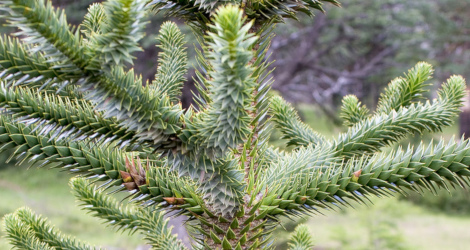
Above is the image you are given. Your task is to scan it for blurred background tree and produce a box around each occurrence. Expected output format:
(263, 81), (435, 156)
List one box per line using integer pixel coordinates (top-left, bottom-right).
(269, 0), (470, 124)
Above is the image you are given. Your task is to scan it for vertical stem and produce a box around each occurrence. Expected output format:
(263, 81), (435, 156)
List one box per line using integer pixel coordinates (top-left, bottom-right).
(198, 17), (275, 249)
(242, 21), (262, 182)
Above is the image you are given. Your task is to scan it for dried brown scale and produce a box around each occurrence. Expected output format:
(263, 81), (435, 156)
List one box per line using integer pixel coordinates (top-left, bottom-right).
(120, 156), (148, 191)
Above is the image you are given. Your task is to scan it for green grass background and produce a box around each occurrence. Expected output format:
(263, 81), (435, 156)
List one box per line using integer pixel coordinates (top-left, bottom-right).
(0, 167), (144, 249)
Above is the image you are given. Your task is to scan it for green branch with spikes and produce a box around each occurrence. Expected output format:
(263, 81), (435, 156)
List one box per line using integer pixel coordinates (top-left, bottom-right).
(3, 207), (98, 250)
(70, 177), (187, 249)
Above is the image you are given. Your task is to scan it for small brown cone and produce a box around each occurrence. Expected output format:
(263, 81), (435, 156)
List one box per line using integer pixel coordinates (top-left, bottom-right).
(164, 197), (185, 205)
(120, 171), (133, 183)
(352, 169), (362, 182)
(123, 182), (138, 190)
(121, 155), (147, 190)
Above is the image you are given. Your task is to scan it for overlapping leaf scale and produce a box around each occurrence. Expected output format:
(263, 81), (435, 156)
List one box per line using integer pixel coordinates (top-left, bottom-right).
(260, 137), (470, 217)
(270, 96), (327, 148)
(169, 152), (245, 217)
(0, 0), (86, 79)
(153, 21), (188, 104)
(3, 213), (55, 250)
(0, 35), (63, 86)
(200, 159), (245, 216)
(246, 22), (276, 149)
(194, 0), (236, 11)
(80, 3), (108, 41)
(376, 62), (434, 115)
(175, 6), (256, 216)
(339, 95), (370, 127)
(0, 86), (142, 148)
(261, 144), (339, 190)
(261, 146), (285, 168)
(288, 224), (315, 250)
(1, 0), (184, 148)
(148, 0), (211, 27)
(245, 0), (340, 22)
(146, 163), (202, 210)
(254, 145), (340, 216)
(10, 207), (97, 250)
(0, 115), (197, 206)
(0, 36), (82, 98)
(71, 178), (187, 250)
(87, 0), (147, 67)
(196, 210), (276, 249)
(182, 5), (258, 158)
(150, 0), (339, 27)
(340, 62), (433, 127)
(333, 75), (466, 159)
(81, 68), (184, 148)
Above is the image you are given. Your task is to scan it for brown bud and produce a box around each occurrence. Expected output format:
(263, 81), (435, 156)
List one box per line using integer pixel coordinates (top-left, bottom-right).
(136, 158), (144, 176)
(163, 197), (185, 205)
(164, 197), (176, 204)
(125, 156), (138, 176)
(131, 174), (146, 186)
(352, 169), (362, 182)
(123, 182), (137, 190)
(120, 171), (133, 183)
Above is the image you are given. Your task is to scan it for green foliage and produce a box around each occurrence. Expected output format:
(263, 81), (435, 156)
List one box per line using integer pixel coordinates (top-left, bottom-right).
(288, 224), (315, 250)
(3, 213), (54, 250)
(0, 85), (138, 147)
(89, 0), (148, 66)
(70, 177), (187, 249)
(404, 186), (470, 215)
(334, 74), (465, 159)
(260, 134), (470, 215)
(0, 35), (69, 94)
(0, 0), (468, 249)
(149, 0), (340, 27)
(1, 0), (184, 147)
(0, 0), (86, 80)
(185, 5), (257, 157)
(270, 96), (327, 148)
(153, 21), (188, 104)
(330, 216), (409, 250)
(81, 3), (108, 39)
(376, 62), (434, 114)
(3, 207), (95, 250)
(340, 95), (370, 127)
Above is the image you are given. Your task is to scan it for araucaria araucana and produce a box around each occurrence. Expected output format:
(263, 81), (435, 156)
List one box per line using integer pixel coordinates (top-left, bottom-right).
(0, 0), (468, 249)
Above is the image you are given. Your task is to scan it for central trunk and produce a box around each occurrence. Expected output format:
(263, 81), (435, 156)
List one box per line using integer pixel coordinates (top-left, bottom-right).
(198, 205), (270, 249)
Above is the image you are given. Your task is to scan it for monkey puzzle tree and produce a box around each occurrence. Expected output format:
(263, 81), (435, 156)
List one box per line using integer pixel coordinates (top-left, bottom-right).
(0, 0), (468, 249)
